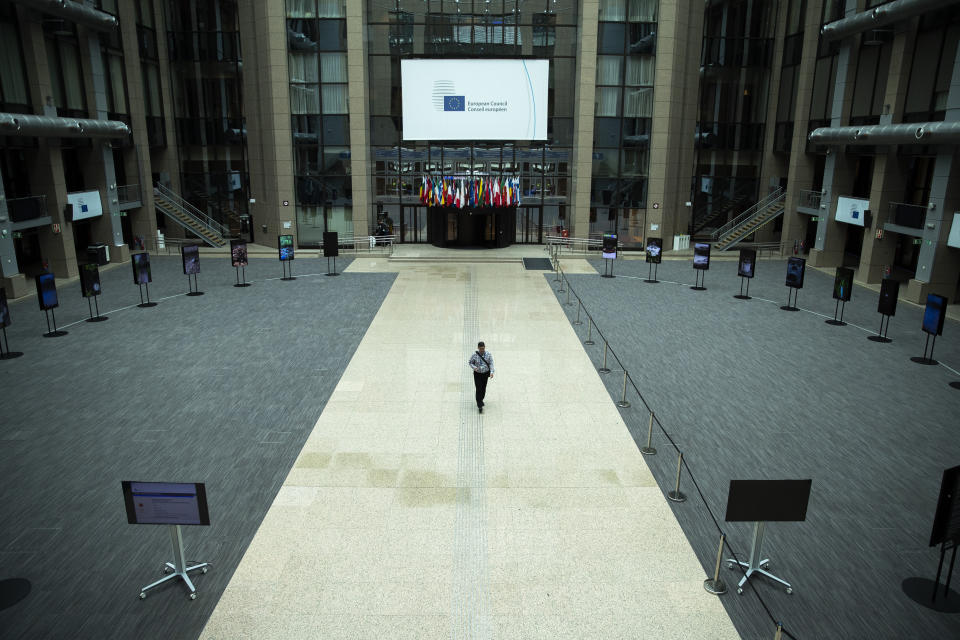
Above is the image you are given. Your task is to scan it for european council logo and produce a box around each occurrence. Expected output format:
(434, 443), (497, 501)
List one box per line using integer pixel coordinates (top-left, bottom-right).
(444, 95), (465, 112)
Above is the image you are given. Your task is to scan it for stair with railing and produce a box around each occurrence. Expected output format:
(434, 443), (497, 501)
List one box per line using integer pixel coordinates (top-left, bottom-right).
(712, 187), (786, 251)
(692, 194), (751, 236)
(153, 183), (228, 247)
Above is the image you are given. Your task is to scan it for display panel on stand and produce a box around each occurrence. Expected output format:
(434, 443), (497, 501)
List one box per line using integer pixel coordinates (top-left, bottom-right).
(122, 481), (211, 526)
(602, 234), (617, 259)
(132, 253), (152, 284)
(833, 267), (854, 301)
(645, 238), (662, 264)
(737, 249), (756, 278)
(80, 263), (102, 298)
(278, 235), (294, 261)
(922, 294), (948, 336)
(693, 243), (711, 270)
(182, 244), (201, 275)
(878, 279), (899, 316)
(785, 257), (806, 288)
(0, 288), (10, 328)
(36, 273), (59, 310)
(231, 240), (248, 267)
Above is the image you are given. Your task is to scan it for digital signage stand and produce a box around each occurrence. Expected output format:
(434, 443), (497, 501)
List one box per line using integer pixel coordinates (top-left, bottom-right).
(138, 525), (210, 600)
(912, 332), (940, 366)
(137, 281), (157, 307)
(281, 260), (295, 281)
(724, 479), (812, 595)
(186, 272), (203, 296)
(235, 264), (251, 287)
(645, 261), (659, 284)
(826, 297), (847, 326)
(43, 308), (67, 338)
(691, 270), (706, 291)
(326, 255), (339, 276)
(734, 276), (751, 300)
(85, 295), (107, 323)
(781, 287), (800, 311)
(869, 314), (893, 343)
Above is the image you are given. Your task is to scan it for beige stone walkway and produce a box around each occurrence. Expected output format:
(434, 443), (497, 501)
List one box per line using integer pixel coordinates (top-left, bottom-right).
(200, 255), (741, 639)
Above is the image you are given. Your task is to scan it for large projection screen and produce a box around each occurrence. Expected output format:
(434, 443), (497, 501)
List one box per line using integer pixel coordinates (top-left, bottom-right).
(401, 59), (549, 141)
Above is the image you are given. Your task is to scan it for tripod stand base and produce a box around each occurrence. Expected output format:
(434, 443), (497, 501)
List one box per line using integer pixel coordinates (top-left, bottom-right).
(644, 279), (659, 284)
(233, 282), (252, 288)
(281, 277), (296, 281)
(186, 291), (204, 297)
(86, 316), (109, 323)
(911, 356), (938, 365)
(733, 295), (751, 300)
(138, 302), (158, 308)
(868, 335), (892, 343)
(690, 286), (706, 291)
(780, 306), (799, 312)
(727, 558), (793, 594)
(825, 319), (846, 326)
(703, 578), (728, 595)
(139, 562), (210, 600)
(0, 352), (24, 360)
(43, 330), (68, 338)
(325, 272), (340, 276)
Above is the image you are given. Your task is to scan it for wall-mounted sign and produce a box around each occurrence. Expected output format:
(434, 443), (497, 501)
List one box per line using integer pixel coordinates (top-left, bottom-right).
(67, 191), (104, 222)
(835, 196), (869, 227)
(51, 223), (61, 234)
(948, 212), (960, 249)
(876, 229), (883, 240)
(282, 200), (289, 206)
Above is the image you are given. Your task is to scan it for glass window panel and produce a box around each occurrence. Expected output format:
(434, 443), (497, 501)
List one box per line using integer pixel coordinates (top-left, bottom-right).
(552, 27), (578, 56)
(620, 148), (649, 176)
(287, 0), (316, 18)
(592, 149), (619, 176)
(905, 29), (942, 113)
(628, 0), (657, 22)
(144, 63), (162, 116)
(598, 23), (625, 54)
(0, 23), (29, 105)
(326, 204), (352, 236)
(623, 88), (652, 117)
(316, 19), (347, 51)
(600, 0), (627, 21)
(371, 115), (398, 146)
(596, 88), (622, 117)
(46, 39), (65, 109)
(108, 55), (127, 113)
(322, 146), (350, 173)
(60, 43), (86, 110)
(850, 45), (878, 118)
(321, 84), (348, 114)
(320, 52), (347, 82)
(317, 0), (345, 18)
(291, 84), (320, 113)
(549, 118), (573, 145)
(289, 52), (319, 83)
(625, 56), (654, 86)
(597, 56), (623, 85)
(594, 118), (621, 147)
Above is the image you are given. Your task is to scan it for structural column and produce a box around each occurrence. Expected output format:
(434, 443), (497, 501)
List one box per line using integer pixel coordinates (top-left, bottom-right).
(570, 0), (598, 239)
(347, 1), (372, 238)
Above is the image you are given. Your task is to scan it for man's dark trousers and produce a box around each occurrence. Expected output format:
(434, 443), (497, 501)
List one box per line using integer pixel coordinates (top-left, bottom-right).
(473, 371), (489, 408)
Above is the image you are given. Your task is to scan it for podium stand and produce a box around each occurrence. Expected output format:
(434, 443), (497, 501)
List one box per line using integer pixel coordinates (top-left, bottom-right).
(724, 479), (811, 595)
(727, 522), (792, 594)
(139, 525), (209, 600)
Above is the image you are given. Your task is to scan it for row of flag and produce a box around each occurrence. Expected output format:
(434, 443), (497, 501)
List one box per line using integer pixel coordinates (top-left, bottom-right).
(419, 176), (521, 208)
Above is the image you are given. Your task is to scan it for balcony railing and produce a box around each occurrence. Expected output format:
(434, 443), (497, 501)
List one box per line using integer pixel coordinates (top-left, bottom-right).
(5, 195), (48, 223)
(117, 184), (141, 205)
(798, 189), (823, 210)
(887, 202), (927, 229)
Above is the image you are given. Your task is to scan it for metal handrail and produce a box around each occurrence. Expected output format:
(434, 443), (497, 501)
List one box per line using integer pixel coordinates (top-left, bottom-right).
(544, 235), (603, 255)
(797, 189), (823, 210)
(712, 187), (785, 242)
(117, 183), (140, 204)
(153, 183), (228, 238)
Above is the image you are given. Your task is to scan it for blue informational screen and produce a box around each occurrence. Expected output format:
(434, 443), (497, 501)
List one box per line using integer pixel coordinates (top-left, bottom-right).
(0, 287), (11, 328)
(922, 294), (948, 336)
(36, 272), (59, 310)
(122, 481), (210, 526)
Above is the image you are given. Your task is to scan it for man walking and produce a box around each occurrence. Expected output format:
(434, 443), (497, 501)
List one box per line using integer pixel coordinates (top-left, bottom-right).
(468, 341), (494, 413)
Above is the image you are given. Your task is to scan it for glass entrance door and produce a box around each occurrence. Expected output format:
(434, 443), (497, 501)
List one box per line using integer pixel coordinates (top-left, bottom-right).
(515, 206), (542, 243)
(401, 205), (426, 243)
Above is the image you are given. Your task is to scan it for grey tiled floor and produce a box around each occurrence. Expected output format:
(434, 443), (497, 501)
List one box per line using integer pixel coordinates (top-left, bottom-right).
(553, 255), (960, 640)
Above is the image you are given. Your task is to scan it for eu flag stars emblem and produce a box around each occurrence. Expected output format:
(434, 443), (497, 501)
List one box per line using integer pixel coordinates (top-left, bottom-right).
(444, 95), (466, 111)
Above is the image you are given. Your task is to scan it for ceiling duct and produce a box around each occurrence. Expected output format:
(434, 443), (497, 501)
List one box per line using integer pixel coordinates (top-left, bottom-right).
(808, 121), (960, 146)
(0, 113), (129, 138)
(821, 0), (958, 41)
(12, 0), (117, 32)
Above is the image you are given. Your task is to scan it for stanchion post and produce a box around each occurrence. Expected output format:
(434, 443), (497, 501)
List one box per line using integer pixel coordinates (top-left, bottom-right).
(616, 371), (630, 408)
(641, 412), (656, 455)
(703, 533), (728, 595)
(558, 271), (566, 293)
(584, 319), (595, 345)
(565, 280), (572, 305)
(667, 452), (687, 502)
(598, 341), (611, 374)
(574, 300), (583, 325)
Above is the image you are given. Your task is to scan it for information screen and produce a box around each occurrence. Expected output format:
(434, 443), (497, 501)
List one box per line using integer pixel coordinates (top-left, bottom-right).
(693, 243), (711, 270)
(80, 263), (102, 298)
(833, 267), (854, 302)
(602, 234), (617, 260)
(785, 257), (806, 288)
(930, 465), (960, 547)
(182, 244), (201, 275)
(737, 249), (756, 278)
(231, 240), (248, 267)
(922, 293), (948, 336)
(0, 287), (11, 328)
(878, 279), (899, 316)
(279, 235), (295, 261)
(645, 238), (662, 264)
(132, 253), (152, 284)
(401, 59), (549, 140)
(36, 272), (59, 310)
(122, 481), (210, 526)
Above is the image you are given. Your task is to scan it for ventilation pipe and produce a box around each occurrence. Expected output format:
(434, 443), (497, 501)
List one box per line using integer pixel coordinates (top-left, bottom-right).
(808, 121), (960, 145)
(0, 113), (129, 138)
(821, 0), (958, 41)
(12, 0), (117, 32)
